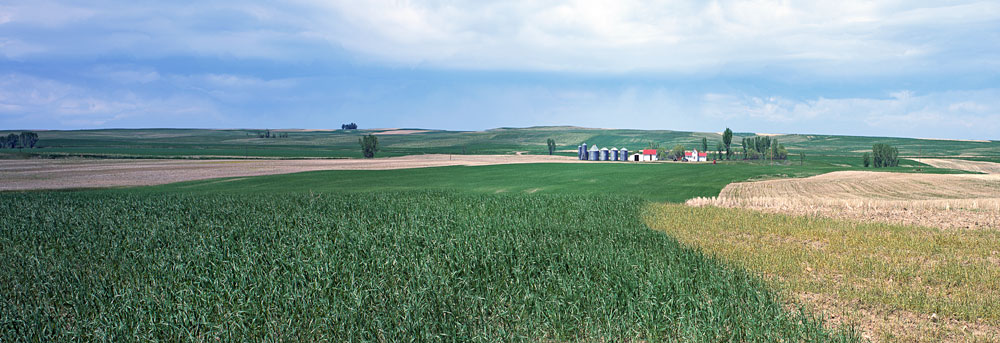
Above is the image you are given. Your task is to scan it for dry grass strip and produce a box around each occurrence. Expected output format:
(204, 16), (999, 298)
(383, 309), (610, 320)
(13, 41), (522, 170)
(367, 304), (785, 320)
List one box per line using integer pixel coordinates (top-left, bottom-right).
(645, 203), (1000, 343)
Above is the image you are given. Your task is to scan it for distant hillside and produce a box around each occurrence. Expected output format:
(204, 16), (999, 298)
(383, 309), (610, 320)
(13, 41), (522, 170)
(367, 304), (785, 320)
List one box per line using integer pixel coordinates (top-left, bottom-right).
(1, 126), (996, 160)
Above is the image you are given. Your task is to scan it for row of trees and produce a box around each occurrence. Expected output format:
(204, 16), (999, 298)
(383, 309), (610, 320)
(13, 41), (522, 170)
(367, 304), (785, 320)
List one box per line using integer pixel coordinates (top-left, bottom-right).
(863, 143), (899, 168)
(741, 135), (788, 160)
(0, 132), (39, 149)
(257, 130), (289, 138)
(656, 128), (789, 162)
(341, 123), (358, 130)
(697, 128), (788, 161)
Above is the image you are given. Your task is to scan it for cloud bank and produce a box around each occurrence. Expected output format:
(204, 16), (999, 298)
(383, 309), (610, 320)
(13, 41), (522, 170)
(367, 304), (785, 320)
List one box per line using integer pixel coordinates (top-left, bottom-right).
(1, 1), (998, 139)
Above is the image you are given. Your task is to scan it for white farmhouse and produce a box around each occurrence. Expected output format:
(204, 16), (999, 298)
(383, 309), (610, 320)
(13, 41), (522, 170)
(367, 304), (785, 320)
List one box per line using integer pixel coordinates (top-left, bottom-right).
(684, 149), (708, 162)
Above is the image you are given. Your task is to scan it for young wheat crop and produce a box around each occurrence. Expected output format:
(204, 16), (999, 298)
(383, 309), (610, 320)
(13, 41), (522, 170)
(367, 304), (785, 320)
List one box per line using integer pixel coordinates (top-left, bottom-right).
(0, 191), (858, 342)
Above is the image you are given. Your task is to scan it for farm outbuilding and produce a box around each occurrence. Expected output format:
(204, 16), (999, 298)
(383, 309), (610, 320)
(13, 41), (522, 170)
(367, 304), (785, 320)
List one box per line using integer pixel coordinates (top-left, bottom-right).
(600, 147), (609, 161)
(610, 147), (619, 161)
(619, 148), (628, 161)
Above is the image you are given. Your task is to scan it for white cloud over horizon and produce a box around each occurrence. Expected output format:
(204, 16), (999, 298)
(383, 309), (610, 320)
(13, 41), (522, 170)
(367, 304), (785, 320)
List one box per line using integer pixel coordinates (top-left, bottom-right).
(2, 1), (997, 72)
(0, 1), (998, 139)
(3, 70), (996, 140)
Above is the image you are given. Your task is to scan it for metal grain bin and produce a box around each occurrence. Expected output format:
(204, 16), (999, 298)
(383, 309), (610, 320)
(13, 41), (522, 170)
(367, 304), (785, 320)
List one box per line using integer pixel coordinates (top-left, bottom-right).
(610, 147), (619, 161)
(588, 145), (599, 161)
(600, 147), (609, 161)
(619, 148), (629, 161)
(582, 143), (588, 160)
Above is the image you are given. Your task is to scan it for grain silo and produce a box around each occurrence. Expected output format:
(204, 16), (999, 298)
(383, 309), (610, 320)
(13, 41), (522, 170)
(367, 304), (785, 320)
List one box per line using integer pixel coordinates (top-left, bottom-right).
(600, 147), (609, 161)
(577, 145), (583, 160)
(582, 143), (589, 160)
(610, 147), (619, 161)
(588, 145), (599, 161)
(619, 148), (629, 161)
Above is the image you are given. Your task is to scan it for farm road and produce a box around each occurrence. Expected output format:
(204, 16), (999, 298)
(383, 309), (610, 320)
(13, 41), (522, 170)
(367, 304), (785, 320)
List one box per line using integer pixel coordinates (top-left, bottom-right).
(0, 154), (582, 191)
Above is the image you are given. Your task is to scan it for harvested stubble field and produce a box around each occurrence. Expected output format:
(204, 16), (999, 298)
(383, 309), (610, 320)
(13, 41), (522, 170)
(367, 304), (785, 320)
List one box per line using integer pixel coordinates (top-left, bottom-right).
(0, 191), (858, 342)
(687, 170), (1000, 230)
(914, 158), (1000, 174)
(645, 204), (1000, 343)
(0, 154), (580, 191)
(672, 159), (1000, 342)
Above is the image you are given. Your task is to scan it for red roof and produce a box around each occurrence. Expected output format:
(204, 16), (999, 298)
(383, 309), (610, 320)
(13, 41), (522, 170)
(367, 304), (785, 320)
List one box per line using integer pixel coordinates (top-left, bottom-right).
(699, 152), (707, 157)
(685, 151), (694, 157)
(641, 149), (657, 155)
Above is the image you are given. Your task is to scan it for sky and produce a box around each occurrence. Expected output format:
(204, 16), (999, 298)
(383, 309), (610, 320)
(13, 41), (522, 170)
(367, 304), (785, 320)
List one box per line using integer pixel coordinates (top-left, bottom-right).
(1, 1), (998, 140)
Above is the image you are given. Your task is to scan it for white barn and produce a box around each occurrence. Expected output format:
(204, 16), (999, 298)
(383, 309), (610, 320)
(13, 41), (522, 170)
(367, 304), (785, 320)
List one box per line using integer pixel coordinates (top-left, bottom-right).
(632, 149), (657, 162)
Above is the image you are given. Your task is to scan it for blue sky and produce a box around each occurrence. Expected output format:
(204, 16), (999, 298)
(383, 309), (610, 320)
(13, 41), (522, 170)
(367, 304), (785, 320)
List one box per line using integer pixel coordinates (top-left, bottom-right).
(1, 1), (998, 140)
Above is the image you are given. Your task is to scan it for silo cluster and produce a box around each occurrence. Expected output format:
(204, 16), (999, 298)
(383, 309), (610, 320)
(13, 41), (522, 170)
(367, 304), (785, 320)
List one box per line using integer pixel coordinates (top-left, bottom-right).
(577, 143), (629, 161)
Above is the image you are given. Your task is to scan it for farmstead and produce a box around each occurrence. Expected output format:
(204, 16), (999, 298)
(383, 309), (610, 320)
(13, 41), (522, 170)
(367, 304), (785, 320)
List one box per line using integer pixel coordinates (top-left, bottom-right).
(685, 149), (708, 162)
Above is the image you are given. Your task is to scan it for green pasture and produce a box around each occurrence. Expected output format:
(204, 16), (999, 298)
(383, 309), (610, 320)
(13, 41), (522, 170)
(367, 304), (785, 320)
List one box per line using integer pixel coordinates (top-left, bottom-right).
(3, 126), (996, 160)
(129, 157), (960, 203)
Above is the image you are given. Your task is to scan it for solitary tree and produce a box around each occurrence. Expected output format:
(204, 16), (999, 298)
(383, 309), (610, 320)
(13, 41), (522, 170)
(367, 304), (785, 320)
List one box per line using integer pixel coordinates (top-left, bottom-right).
(741, 137), (748, 159)
(715, 142), (723, 160)
(862, 152), (871, 167)
(359, 134), (379, 158)
(799, 152), (805, 166)
(722, 128), (733, 160)
(701, 137), (708, 153)
(546, 138), (556, 155)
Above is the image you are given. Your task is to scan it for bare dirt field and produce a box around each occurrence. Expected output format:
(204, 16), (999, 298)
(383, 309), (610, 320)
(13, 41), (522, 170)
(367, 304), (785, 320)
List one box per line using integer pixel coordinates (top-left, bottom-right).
(0, 154), (582, 191)
(372, 129), (432, 135)
(688, 170), (1000, 230)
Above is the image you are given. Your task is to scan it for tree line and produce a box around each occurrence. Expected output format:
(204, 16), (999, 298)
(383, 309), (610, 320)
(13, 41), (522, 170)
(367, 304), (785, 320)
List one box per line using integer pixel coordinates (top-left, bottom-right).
(341, 123), (358, 130)
(863, 143), (899, 168)
(740, 135), (788, 160)
(0, 132), (39, 149)
(256, 129), (288, 138)
(646, 129), (789, 162)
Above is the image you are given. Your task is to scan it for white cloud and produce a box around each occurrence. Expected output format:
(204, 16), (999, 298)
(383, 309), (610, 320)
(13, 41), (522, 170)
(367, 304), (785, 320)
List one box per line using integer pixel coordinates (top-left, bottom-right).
(697, 89), (1000, 139)
(89, 65), (161, 84)
(3, 1), (998, 73)
(0, 73), (222, 128)
(293, 0), (1000, 72)
(0, 37), (45, 58)
(0, 1), (96, 28)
